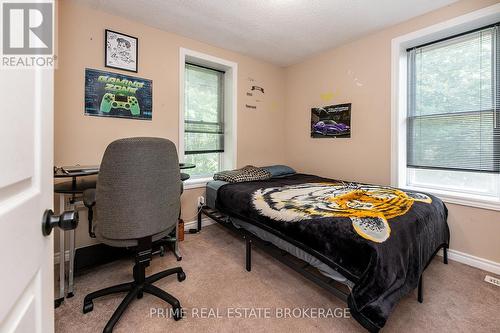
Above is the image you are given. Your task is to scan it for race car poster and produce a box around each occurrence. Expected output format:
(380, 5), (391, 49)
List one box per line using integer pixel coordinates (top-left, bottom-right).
(84, 68), (152, 120)
(311, 103), (351, 138)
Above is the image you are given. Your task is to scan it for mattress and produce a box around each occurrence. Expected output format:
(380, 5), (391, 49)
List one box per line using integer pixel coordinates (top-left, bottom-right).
(212, 173), (449, 331)
(205, 180), (352, 286)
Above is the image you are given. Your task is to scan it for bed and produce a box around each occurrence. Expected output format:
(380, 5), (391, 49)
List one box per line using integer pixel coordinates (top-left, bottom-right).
(201, 171), (450, 332)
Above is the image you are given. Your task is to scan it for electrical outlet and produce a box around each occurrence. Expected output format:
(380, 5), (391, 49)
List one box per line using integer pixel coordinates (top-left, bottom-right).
(197, 196), (205, 206)
(484, 275), (500, 287)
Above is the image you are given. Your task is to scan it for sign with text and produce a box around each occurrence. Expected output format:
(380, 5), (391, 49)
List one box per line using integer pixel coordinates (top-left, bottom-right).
(84, 68), (153, 120)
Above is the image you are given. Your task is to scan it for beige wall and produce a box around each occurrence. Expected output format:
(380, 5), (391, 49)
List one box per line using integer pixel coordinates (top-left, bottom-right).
(284, 0), (500, 263)
(56, 0), (500, 263)
(54, 0), (286, 249)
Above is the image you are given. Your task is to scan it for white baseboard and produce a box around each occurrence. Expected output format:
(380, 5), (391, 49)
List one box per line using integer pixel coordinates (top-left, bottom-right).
(184, 217), (215, 230)
(438, 248), (500, 275)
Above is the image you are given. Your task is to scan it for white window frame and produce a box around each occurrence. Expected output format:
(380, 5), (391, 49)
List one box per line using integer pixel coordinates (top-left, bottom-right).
(179, 48), (238, 189)
(391, 3), (500, 211)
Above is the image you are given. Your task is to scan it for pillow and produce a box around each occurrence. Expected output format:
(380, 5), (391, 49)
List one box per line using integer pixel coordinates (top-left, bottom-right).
(262, 165), (296, 178)
(213, 165), (272, 183)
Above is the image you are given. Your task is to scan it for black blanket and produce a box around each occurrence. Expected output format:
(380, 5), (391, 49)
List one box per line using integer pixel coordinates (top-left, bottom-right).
(215, 174), (449, 332)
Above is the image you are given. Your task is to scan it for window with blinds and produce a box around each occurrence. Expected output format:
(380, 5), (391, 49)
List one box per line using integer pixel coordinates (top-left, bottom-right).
(407, 23), (500, 175)
(184, 63), (225, 177)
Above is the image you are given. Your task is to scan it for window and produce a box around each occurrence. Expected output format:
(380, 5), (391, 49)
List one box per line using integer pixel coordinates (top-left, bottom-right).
(179, 48), (237, 187)
(184, 63), (225, 179)
(405, 23), (500, 201)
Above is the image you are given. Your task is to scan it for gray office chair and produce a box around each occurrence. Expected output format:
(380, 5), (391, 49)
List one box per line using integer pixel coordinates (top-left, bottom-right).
(82, 137), (186, 333)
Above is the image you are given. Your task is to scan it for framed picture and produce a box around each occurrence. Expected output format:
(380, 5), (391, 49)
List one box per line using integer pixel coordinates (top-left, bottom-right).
(105, 29), (138, 72)
(84, 68), (152, 120)
(311, 103), (351, 138)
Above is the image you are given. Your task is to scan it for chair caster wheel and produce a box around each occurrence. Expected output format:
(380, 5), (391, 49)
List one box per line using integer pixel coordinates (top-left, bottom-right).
(172, 308), (183, 321)
(177, 271), (186, 282)
(159, 246), (165, 257)
(83, 301), (94, 314)
(67, 292), (74, 298)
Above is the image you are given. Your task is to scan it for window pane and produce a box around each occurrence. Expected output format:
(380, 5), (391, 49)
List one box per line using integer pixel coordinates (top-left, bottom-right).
(184, 153), (220, 178)
(407, 26), (500, 174)
(185, 64), (223, 123)
(412, 31), (493, 117)
(408, 111), (495, 171)
(185, 132), (224, 153)
(184, 63), (224, 178)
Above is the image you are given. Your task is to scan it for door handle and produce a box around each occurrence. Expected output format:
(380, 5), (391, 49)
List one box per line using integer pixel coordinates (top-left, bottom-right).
(42, 209), (79, 236)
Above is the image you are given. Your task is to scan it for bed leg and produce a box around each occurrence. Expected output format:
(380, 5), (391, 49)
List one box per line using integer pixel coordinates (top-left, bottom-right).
(417, 275), (423, 303)
(245, 236), (252, 272)
(443, 246), (448, 265)
(197, 205), (202, 232)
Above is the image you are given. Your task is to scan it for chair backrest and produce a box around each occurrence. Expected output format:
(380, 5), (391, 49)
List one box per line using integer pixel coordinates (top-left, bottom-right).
(96, 137), (181, 241)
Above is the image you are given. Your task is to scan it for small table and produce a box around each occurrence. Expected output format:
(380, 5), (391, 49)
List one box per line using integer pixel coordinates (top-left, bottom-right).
(179, 162), (195, 170)
(53, 163), (194, 307)
(179, 163), (195, 182)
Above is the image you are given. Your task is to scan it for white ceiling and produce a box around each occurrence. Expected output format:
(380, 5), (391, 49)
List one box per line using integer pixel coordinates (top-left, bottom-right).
(75, 0), (458, 67)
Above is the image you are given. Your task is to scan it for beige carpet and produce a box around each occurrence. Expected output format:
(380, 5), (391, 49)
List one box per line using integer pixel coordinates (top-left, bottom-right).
(55, 224), (500, 332)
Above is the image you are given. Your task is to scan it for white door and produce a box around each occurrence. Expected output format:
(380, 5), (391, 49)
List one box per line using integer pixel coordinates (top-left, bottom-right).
(0, 66), (54, 330)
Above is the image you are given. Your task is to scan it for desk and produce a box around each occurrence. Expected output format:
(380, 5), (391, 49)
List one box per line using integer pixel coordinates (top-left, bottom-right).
(53, 163), (194, 307)
(54, 170), (98, 306)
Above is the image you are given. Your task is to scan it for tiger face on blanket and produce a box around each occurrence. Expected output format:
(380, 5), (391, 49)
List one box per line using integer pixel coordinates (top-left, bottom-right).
(252, 182), (431, 243)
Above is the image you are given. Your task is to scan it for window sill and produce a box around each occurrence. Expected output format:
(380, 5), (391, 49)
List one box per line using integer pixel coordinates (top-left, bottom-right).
(402, 184), (500, 212)
(183, 176), (213, 190)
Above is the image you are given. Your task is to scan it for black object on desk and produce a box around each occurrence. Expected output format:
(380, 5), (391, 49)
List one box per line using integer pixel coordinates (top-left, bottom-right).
(54, 166), (99, 182)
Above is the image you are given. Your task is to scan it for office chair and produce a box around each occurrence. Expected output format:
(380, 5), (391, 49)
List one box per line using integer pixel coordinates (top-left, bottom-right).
(82, 137), (186, 333)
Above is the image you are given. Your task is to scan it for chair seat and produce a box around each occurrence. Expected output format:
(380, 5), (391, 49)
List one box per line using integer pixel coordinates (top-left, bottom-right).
(94, 224), (175, 248)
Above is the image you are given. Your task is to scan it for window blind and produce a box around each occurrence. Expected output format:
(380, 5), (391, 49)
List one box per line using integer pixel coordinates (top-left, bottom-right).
(407, 23), (500, 173)
(184, 63), (224, 155)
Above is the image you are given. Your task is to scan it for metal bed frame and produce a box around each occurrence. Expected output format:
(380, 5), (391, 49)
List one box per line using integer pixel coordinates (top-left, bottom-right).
(198, 205), (448, 306)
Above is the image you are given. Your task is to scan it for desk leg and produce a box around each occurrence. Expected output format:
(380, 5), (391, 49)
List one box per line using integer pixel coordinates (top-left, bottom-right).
(67, 229), (75, 297)
(57, 195), (65, 306)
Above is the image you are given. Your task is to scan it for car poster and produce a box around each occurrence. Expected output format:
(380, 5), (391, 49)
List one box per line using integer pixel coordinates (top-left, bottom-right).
(311, 103), (351, 138)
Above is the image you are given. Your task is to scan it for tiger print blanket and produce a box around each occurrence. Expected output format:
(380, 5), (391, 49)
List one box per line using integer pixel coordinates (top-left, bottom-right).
(215, 174), (449, 332)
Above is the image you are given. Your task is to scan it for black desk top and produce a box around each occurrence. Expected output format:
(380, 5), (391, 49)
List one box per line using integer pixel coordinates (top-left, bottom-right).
(54, 163), (194, 178)
(54, 169), (192, 194)
(179, 163), (195, 170)
(54, 175), (98, 194)
(54, 168), (99, 178)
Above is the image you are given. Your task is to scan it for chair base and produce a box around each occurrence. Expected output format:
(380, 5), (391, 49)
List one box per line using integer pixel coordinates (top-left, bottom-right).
(83, 264), (186, 333)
